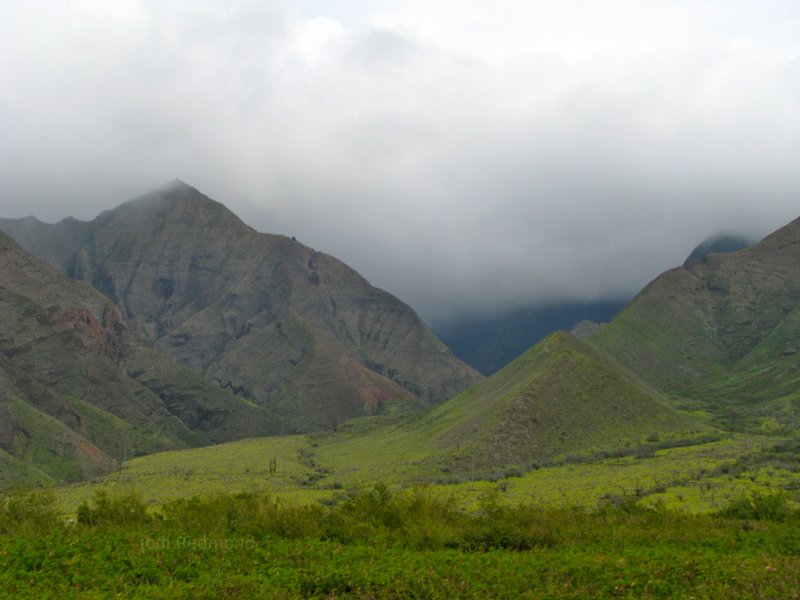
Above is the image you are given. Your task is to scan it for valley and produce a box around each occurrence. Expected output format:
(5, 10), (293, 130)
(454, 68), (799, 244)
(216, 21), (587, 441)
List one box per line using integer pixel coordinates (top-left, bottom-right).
(55, 427), (793, 517)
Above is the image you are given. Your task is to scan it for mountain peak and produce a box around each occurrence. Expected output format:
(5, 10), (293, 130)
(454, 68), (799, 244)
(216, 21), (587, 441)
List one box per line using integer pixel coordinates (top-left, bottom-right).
(684, 232), (753, 266)
(141, 179), (214, 205)
(100, 181), (253, 238)
(157, 179), (201, 197)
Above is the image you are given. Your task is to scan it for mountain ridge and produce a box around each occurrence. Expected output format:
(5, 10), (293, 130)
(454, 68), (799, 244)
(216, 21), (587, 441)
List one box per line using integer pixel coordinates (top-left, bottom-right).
(0, 182), (482, 434)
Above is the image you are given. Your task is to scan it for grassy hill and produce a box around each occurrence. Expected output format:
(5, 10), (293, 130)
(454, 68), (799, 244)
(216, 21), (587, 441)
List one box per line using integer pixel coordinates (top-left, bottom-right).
(312, 331), (713, 483)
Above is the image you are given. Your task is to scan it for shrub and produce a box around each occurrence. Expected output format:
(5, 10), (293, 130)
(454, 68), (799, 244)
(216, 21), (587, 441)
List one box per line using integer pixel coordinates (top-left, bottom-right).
(0, 487), (62, 535)
(716, 492), (796, 522)
(597, 494), (650, 515)
(77, 489), (151, 527)
(160, 493), (326, 539)
(460, 491), (556, 550)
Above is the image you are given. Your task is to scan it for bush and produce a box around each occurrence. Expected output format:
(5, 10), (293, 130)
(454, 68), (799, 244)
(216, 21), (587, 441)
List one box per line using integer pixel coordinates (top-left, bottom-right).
(0, 488), (62, 535)
(77, 489), (151, 527)
(716, 492), (796, 522)
(460, 491), (556, 550)
(160, 493), (326, 539)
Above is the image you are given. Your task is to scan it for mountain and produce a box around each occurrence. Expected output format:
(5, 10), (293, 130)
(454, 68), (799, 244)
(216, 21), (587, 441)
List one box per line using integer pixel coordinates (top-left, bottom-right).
(365, 218), (795, 476)
(683, 232), (754, 266)
(433, 300), (626, 375)
(340, 221), (795, 480)
(589, 217), (800, 431)
(0, 231), (276, 488)
(0, 181), (481, 433)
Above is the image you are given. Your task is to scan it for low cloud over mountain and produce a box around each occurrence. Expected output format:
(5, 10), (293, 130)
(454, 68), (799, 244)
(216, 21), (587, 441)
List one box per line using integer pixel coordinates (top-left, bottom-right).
(3, 1), (800, 322)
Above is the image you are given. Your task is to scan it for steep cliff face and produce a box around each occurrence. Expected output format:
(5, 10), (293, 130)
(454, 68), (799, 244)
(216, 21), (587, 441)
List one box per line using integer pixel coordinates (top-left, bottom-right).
(1, 181), (481, 432)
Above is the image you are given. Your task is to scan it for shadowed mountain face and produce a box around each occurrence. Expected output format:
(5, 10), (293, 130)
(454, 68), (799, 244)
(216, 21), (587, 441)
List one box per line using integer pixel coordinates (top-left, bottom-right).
(434, 300), (626, 375)
(0, 181), (481, 433)
(0, 230), (277, 487)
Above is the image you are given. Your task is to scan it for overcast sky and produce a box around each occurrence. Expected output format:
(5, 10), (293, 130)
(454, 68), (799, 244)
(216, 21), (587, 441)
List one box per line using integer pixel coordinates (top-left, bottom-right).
(2, 1), (800, 324)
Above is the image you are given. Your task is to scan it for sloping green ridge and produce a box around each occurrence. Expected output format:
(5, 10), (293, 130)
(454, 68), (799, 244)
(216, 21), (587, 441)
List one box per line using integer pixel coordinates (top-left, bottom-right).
(316, 331), (712, 481)
(680, 303), (800, 431)
(0, 448), (53, 489)
(589, 216), (800, 431)
(586, 267), (730, 391)
(422, 332), (710, 474)
(2, 393), (112, 483)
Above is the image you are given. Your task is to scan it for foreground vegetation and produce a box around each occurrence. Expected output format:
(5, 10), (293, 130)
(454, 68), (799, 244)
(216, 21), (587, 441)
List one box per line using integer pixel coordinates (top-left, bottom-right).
(2, 486), (800, 598)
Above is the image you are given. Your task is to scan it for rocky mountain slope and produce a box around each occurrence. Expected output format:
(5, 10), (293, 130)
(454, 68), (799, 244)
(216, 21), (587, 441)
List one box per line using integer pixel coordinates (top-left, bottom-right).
(0, 231), (276, 487)
(1, 181), (481, 433)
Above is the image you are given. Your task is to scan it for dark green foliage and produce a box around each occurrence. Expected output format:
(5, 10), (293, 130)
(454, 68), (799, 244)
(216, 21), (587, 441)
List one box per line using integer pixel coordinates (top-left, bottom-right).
(3, 487), (800, 597)
(462, 490), (557, 550)
(0, 488), (61, 535)
(76, 490), (151, 527)
(715, 491), (797, 522)
(159, 493), (327, 540)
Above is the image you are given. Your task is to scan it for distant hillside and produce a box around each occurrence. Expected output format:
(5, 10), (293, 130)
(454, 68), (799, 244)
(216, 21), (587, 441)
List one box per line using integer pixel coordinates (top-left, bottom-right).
(0, 181), (481, 433)
(590, 217), (800, 431)
(0, 231), (275, 488)
(434, 300), (626, 375)
(435, 233), (753, 377)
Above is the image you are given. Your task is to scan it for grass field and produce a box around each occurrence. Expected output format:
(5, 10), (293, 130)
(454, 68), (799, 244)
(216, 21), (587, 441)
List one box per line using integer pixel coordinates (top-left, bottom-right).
(55, 435), (326, 513)
(51, 422), (800, 519)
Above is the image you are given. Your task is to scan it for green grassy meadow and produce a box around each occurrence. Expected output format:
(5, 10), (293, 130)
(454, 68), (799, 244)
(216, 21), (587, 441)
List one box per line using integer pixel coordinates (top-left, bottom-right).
(51, 421), (800, 518)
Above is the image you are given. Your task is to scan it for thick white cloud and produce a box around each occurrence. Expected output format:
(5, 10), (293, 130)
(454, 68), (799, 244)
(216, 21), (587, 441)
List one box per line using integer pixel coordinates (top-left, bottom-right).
(2, 1), (800, 322)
